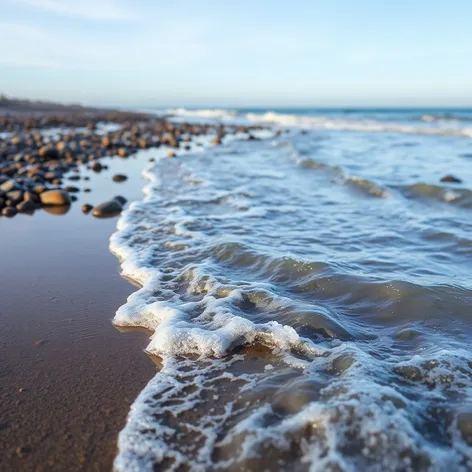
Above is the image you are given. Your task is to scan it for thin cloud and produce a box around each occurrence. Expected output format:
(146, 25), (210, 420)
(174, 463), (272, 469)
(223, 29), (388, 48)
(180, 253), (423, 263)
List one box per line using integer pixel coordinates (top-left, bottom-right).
(16, 0), (139, 21)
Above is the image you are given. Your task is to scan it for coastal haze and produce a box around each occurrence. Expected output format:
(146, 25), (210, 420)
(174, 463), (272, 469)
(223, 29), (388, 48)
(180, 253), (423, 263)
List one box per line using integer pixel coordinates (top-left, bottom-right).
(1, 1), (472, 472)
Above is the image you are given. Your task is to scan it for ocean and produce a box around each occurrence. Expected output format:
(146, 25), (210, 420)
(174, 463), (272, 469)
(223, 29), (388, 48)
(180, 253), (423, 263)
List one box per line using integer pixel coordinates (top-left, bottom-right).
(111, 108), (472, 471)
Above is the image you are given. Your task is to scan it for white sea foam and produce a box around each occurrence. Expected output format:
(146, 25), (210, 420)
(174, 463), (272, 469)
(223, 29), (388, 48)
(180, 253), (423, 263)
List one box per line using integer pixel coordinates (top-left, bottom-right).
(111, 129), (472, 470)
(164, 108), (472, 138)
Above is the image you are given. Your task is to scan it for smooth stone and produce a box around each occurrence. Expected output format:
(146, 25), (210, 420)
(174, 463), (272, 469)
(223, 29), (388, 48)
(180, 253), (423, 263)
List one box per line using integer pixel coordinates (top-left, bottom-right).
(92, 199), (123, 218)
(81, 203), (93, 214)
(2, 206), (17, 217)
(40, 189), (71, 206)
(0, 180), (18, 192)
(112, 174), (127, 182)
(7, 190), (24, 205)
(64, 186), (80, 193)
(113, 195), (127, 205)
(17, 200), (39, 213)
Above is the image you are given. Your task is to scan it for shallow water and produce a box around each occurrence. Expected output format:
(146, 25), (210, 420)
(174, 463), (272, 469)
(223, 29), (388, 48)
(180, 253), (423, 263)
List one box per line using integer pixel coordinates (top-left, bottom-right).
(111, 123), (472, 471)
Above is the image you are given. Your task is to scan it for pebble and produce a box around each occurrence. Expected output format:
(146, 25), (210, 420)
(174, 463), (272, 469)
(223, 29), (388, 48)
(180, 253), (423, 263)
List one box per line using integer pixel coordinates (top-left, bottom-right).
(166, 151), (176, 158)
(112, 174), (128, 182)
(2, 207), (17, 217)
(92, 199), (123, 218)
(40, 190), (71, 206)
(81, 204), (93, 214)
(440, 175), (462, 183)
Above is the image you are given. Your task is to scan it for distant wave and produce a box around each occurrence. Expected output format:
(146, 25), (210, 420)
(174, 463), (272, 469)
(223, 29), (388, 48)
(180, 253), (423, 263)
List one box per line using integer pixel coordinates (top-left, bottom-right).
(165, 108), (472, 138)
(416, 113), (472, 123)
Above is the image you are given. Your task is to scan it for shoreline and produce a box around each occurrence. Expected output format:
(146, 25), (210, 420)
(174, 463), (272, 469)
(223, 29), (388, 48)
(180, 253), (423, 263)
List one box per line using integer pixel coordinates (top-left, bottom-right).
(0, 107), (266, 470)
(0, 147), (159, 470)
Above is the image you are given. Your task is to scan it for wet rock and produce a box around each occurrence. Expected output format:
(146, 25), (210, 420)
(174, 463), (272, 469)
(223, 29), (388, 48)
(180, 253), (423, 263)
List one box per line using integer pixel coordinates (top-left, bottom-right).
(2, 207), (17, 217)
(90, 162), (103, 172)
(40, 189), (71, 206)
(117, 148), (128, 158)
(68, 175), (80, 181)
(81, 203), (93, 214)
(92, 199), (123, 218)
(17, 200), (39, 213)
(7, 190), (24, 205)
(113, 195), (127, 205)
(440, 175), (462, 183)
(84, 188), (91, 193)
(166, 151), (176, 158)
(112, 174), (127, 182)
(33, 185), (46, 194)
(64, 186), (79, 193)
(0, 180), (18, 192)
(39, 145), (59, 160)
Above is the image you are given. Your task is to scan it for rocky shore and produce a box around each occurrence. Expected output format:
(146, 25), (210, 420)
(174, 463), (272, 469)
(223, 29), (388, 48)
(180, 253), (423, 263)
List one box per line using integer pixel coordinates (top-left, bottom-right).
(0, 108), (264, 218)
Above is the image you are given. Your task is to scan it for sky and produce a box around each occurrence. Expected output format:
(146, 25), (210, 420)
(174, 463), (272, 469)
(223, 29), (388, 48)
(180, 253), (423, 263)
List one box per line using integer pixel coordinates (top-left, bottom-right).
(1, 0), (471, 107)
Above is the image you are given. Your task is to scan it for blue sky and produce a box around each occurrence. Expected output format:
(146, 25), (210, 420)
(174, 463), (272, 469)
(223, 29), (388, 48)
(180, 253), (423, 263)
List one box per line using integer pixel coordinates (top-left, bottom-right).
(1, 0), (471, 107)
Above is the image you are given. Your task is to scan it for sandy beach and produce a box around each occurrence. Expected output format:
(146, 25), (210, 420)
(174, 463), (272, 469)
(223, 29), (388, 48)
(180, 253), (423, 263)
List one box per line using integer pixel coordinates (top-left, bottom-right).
(0, 146), (158, 470)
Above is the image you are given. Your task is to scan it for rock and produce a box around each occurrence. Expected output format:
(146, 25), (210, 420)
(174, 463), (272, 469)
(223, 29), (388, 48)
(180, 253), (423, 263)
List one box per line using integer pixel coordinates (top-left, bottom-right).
(33, 185), (46, 194)
(112, 174), (127, 182)
(81, 203), (93, 214)
(101, 136), (112, 148)
(17, 200), (39, 213)
(2, 207), (17, 217)
(117, 148), (128, 158)
(68, 175), (80, 181)
(166, 151), (176, 158)
(0, 180), (18, 193)
(6, 190), (24, 205)
(211, 137), (222, 145)
(40, 189), (71, 206)
(24, 191), (39, 202)
(84, 188), (91, 193)
(92, 199), (123, 218)
(149, 157), (155, 162)
(64, 186), (79, 193)
(39, 145), (59, 160)
(113, 195), (127, 205)
(90, 162), (103, 172)
(440, 175), (462, 183)
(70, 195), (78, 202)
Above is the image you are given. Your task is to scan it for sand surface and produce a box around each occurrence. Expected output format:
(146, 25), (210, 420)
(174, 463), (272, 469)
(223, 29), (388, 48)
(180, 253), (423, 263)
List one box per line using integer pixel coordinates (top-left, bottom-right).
(0, 150), (159, 470)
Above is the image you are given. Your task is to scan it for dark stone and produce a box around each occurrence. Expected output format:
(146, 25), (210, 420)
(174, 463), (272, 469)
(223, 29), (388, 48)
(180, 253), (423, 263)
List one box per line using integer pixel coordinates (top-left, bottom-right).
(113, 195), (127, 205)
(64, 186), (80, 193)
(440, 175), (462, 183)
(2, 206), (17, 217)
(6, 190), (24, 205)
(81, 203), (93, 214)
(17, 200), (39, 213)
(68, 175), (80, 181)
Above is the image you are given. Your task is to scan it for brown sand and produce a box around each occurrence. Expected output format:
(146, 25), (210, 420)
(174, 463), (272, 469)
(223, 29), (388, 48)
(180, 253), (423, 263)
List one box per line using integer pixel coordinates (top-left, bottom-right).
(0, 150), (160, 470)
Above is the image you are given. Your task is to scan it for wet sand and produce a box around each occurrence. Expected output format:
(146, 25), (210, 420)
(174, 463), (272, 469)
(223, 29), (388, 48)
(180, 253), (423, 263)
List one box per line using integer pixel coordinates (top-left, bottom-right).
(0, 150), (159, 470)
